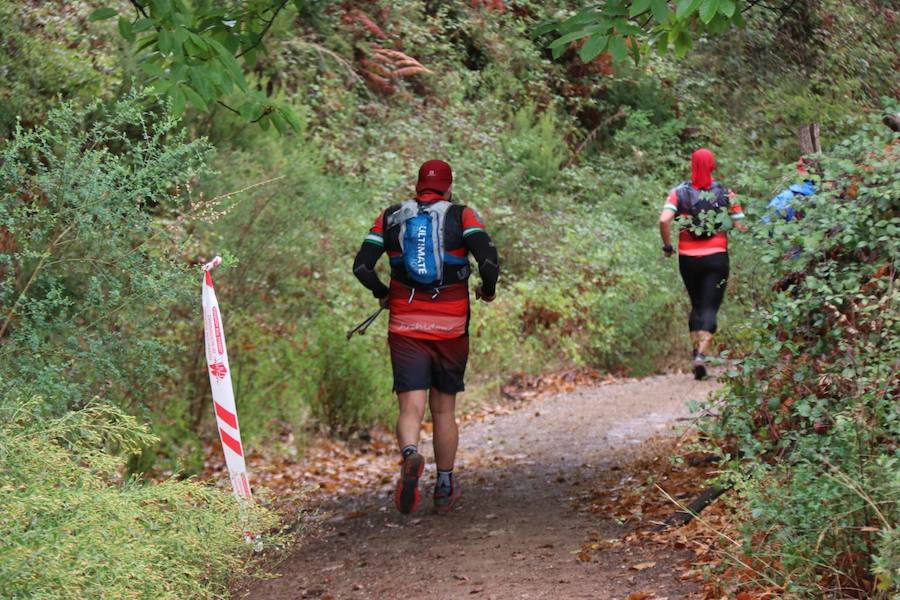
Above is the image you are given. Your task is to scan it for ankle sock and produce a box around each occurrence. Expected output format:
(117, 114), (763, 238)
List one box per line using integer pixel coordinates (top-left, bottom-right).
(436, 470), (453, 489)
(401, 444), (417, 459)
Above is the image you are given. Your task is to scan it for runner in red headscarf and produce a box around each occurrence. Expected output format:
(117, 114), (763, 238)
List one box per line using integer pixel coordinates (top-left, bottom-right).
(353, 160), (500, 514)
(658, 148), (748, 379)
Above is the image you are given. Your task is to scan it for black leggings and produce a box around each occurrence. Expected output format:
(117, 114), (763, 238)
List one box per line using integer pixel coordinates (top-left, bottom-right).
(678, 253), (729, 333)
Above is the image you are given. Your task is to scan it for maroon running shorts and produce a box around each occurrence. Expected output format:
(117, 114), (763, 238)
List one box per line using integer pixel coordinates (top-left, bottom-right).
(388, 332), (469, 394)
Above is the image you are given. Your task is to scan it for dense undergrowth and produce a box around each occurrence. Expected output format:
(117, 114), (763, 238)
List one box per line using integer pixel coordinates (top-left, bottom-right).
(0, 400), (279, 599)
(700, 121), (899, 598)
(1, 0), (897, 597)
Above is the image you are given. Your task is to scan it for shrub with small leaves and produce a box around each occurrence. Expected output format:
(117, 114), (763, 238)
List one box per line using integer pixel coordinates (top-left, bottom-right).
(0, 94), (210, 415)
(0, 397), (280, 599)
(699, 110), (900, 597)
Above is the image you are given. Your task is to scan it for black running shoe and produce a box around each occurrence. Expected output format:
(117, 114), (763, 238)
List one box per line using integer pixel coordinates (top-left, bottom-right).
(693, 354), (707, 380)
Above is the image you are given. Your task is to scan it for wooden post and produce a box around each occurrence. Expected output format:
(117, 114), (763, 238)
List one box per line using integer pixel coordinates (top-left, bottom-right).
(798, 124), (821, 154)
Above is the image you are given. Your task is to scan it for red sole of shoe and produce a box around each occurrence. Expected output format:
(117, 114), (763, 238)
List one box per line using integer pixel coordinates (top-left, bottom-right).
(394, 455), (424, 514)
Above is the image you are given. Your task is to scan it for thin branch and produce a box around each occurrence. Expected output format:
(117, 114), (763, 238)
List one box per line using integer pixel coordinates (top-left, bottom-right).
(564, 107), (627, 169)
(129, 0), (149, 19)
(0, 224), (74, 340)
(204, 176), (286, 205)
(292, 40), (366, 87)
(654, 484), (784, 587)
(235, 0), (291, 59)
(0, 176), (287, 358)
(742, 0), (795, 14)
(216, 101), (242, 116)
(251, 107), (275, 123)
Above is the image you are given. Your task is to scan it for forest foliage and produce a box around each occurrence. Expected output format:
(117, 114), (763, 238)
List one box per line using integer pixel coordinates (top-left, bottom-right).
(0, 0), (897, 597)
(701, 120), (899, 596)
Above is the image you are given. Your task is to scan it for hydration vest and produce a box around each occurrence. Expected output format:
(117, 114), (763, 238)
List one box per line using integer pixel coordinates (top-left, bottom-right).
(385, 200), (470, 287)
(675, 181), (730, 240)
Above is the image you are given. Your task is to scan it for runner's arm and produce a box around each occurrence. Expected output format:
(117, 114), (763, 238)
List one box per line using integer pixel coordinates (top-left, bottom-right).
(466, 231), (499, 297)
(353, 213), (390, 299)
(659, 190), (678, 255)
(461, 208), (499, 297)
(659, 209), (675, 246)
(729, 191), (749, 232)
(353, 243), (388, 299)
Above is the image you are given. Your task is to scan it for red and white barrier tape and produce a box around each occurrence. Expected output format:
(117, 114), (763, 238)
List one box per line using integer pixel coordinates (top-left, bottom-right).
(202, 256), (252, 500)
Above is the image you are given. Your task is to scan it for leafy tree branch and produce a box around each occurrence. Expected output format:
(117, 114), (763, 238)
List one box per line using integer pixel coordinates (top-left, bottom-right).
(90, 0), (306, 132)
(539, 0), (804, 63)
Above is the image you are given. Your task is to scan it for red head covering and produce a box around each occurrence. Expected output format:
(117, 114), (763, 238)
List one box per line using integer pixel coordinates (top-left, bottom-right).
(691, 148), (716, 190)
(416, 160), (453, 194)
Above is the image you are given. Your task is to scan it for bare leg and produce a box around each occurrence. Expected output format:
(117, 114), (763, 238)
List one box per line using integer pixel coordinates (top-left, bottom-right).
(696, 330), (714, 356)
(689, 330), (700, 353)
(429, 387), (458, 471)
(396, 390), (427, 451)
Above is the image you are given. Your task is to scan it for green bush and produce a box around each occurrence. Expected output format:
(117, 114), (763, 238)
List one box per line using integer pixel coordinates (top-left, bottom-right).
(0, 96), (208, 415)
(309, 312), (394, 435)
(0, 1), (118, 138)
(0, 398), (278, 599)
(700, 116), (899, 596)
(500, 104), (569, 194)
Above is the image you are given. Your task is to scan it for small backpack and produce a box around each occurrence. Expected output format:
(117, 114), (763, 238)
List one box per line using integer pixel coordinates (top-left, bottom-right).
(386, 200), (459, 285)
(675, 182), (730, 239)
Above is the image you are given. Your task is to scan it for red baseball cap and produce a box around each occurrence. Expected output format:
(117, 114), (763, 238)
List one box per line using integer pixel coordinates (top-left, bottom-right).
(416, 160), (453, 193)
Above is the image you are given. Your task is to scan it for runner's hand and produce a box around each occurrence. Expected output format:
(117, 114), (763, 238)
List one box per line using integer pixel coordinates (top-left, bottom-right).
(663, 249), (674, 258)
(475, 285), (495, 303)
(379, 295), (390, 309)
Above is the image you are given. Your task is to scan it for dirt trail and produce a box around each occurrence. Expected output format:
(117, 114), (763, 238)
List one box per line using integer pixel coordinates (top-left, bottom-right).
(244, 374), (720, 600)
